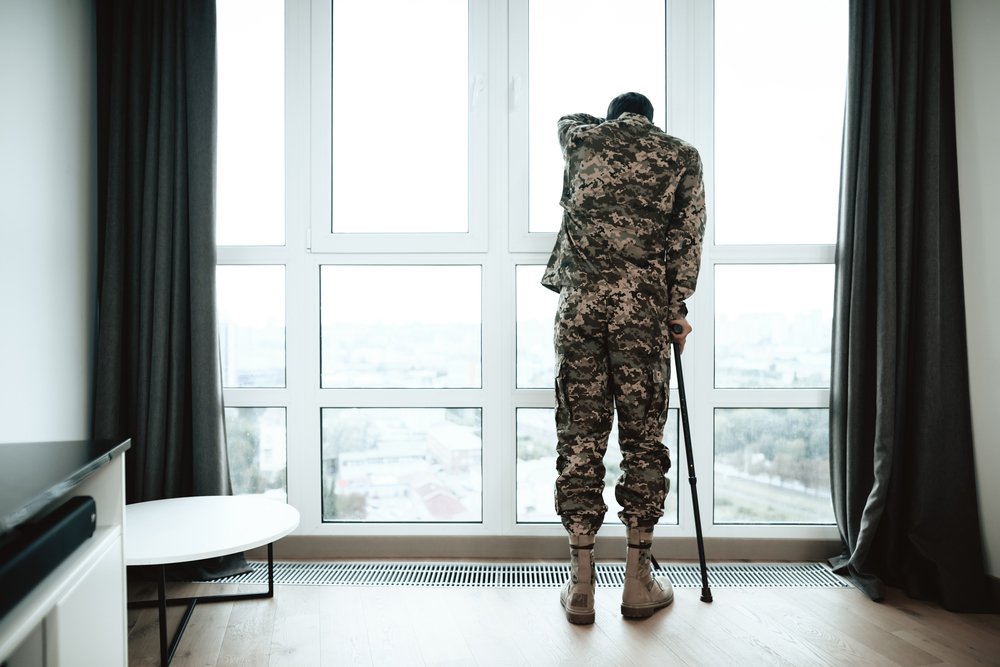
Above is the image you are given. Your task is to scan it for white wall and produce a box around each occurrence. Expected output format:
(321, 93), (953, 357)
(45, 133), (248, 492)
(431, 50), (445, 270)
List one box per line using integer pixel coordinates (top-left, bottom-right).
(0, 0), (96, 442)
(953, 0), (1000, 579)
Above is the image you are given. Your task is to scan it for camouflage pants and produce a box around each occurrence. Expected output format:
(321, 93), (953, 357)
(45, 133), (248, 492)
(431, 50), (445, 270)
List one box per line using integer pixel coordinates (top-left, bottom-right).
(553, 284), (672, 537)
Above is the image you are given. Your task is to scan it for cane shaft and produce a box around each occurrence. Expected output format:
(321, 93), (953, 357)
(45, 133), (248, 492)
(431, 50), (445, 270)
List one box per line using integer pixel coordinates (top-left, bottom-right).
(671, 336), (713, 603)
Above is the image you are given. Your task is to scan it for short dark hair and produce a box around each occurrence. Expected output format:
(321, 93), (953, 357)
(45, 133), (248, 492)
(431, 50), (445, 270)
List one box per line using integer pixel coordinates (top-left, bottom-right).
(607, 92), (654, 122)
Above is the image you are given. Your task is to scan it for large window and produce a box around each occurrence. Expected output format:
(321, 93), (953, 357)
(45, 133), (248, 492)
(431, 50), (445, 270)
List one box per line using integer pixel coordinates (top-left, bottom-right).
(524, 0), (666, 234)
(330, 0), (469, 234)
(217, 0), (284, 246)
(217, 265), (286, 388)
(714, 0), (845, 245)
(714, 409), (830, 524)
(216, 0), (846, 543)
(710, 0), (845, 525)
(319, 266), (482, 389)
(715, 264), (834, 390)
(322, 408), (482, 522)
(216, 0), (288, 502)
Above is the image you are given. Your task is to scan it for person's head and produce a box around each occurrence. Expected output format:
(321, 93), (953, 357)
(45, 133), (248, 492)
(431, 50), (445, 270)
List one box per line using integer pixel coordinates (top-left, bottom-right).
(607, 92), (654, 122)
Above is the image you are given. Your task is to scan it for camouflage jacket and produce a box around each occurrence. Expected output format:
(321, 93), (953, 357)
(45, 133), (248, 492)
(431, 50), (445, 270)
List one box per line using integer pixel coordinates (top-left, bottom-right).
(541, 112), (706, 321)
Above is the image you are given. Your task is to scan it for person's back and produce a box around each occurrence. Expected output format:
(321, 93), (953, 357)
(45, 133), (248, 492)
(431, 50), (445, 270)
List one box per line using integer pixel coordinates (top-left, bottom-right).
(543, 105), (704, 323)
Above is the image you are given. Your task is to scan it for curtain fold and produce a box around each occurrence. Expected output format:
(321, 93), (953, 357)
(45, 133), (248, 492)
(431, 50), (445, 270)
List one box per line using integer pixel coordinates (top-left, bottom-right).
(830, 0), (992, 612)
(93, 0), (230, 505)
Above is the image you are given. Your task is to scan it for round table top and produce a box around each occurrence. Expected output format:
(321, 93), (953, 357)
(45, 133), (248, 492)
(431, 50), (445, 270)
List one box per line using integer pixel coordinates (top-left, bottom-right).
(125, 495), (300, 566)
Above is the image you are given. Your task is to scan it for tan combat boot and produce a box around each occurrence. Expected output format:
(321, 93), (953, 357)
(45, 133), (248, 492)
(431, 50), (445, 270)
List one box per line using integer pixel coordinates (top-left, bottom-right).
(621, 527), (674, 618)
(560, 534), (596, 624)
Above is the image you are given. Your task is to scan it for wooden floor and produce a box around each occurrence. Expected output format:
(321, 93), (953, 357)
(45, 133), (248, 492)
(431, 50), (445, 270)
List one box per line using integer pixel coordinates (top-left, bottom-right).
(126, 570), (1000, 666)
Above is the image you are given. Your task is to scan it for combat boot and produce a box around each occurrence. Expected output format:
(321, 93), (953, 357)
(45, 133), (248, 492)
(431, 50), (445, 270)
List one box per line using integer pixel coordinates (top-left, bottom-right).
(560, 534), (596, 625)
(621, 527), (674, 618)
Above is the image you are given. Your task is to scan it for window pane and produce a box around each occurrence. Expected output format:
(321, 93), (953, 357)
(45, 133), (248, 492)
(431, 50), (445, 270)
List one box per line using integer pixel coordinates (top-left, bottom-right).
(714, 409), (834, 524)
(516, 408), (678, 525)
(217, 265), (285, 387)
(516, 265), (557, 388)
(715, 0), (847, 244)
(225, 407), (287, 501)
(320, 266), (481, 388)
(715, 264), (833, 388)
(216, 0), (284, 245)
(322, 408), (482, 522)
(528, 0), (665, 233)
(331, 0), (467, 233)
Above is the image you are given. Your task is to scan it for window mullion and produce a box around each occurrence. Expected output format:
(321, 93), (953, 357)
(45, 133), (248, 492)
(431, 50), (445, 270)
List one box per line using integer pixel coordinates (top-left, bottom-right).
(711, 245), (836, 264)
(506, 0), (537, 253)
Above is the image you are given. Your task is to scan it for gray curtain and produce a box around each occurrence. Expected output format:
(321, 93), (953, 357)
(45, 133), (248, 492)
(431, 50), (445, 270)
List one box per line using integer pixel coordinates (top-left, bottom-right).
(93, 0), (230, 505)
(830, 0), (993, 612)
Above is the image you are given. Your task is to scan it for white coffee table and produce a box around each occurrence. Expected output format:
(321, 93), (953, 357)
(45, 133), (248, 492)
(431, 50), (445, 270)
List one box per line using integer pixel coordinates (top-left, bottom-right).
(125, 495), (299, 666)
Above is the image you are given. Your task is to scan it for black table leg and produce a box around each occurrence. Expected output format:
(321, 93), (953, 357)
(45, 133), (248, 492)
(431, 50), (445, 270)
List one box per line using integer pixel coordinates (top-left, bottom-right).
(157, 565), (168, 666)
(267, 543), (274, 597)
(130, 544), (278, 666)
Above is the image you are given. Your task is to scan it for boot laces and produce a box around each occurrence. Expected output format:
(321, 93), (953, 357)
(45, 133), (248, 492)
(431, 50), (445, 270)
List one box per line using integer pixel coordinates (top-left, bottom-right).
(650, 553), (661, 571)
(628, 540), (662, 572)
(640, 548), (662, 572)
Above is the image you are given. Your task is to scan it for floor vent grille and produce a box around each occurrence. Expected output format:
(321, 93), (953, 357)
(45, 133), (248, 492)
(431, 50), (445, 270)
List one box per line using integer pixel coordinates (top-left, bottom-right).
(211, 561), (848, 589)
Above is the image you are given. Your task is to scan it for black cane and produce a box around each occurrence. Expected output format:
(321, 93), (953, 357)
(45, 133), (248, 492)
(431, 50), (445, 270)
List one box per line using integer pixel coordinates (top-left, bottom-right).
(670, 323), (713, 603)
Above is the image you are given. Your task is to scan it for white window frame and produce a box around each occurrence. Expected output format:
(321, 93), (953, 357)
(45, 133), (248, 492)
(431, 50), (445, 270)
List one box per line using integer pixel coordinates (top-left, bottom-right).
(505, 0), (540, 253)
(691, 0), (838, 539)
(306, 0), (490, 254)
(220, 0), (840, 543)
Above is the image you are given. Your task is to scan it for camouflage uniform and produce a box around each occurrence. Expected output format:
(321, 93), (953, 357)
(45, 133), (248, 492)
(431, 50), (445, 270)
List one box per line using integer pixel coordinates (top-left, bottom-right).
(542, 112), (706, 537)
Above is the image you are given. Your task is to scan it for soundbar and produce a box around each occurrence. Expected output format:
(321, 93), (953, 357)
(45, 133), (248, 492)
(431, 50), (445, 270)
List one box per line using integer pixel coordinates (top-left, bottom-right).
(0, 496), (97, 621)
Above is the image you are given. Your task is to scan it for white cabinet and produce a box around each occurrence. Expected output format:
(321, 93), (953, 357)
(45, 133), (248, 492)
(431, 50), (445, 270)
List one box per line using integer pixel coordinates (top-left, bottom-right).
(0, 448), (127, 667)
(47, 534), (126, 667)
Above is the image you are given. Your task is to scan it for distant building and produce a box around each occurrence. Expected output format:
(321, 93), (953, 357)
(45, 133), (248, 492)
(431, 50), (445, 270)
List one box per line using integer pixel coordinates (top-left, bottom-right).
(426, 421), (481, 474)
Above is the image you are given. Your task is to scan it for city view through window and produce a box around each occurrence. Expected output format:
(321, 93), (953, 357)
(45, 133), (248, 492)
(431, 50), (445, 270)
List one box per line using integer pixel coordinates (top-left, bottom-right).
(215, 0), (845, 530)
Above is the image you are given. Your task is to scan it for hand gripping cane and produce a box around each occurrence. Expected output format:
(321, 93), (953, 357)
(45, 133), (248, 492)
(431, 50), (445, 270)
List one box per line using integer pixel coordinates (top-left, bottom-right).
(670, 324), (713, 603)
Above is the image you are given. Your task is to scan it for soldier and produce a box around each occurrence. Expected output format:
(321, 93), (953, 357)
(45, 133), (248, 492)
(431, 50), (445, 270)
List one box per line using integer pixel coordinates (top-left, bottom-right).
(542, 92), (706, 624)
